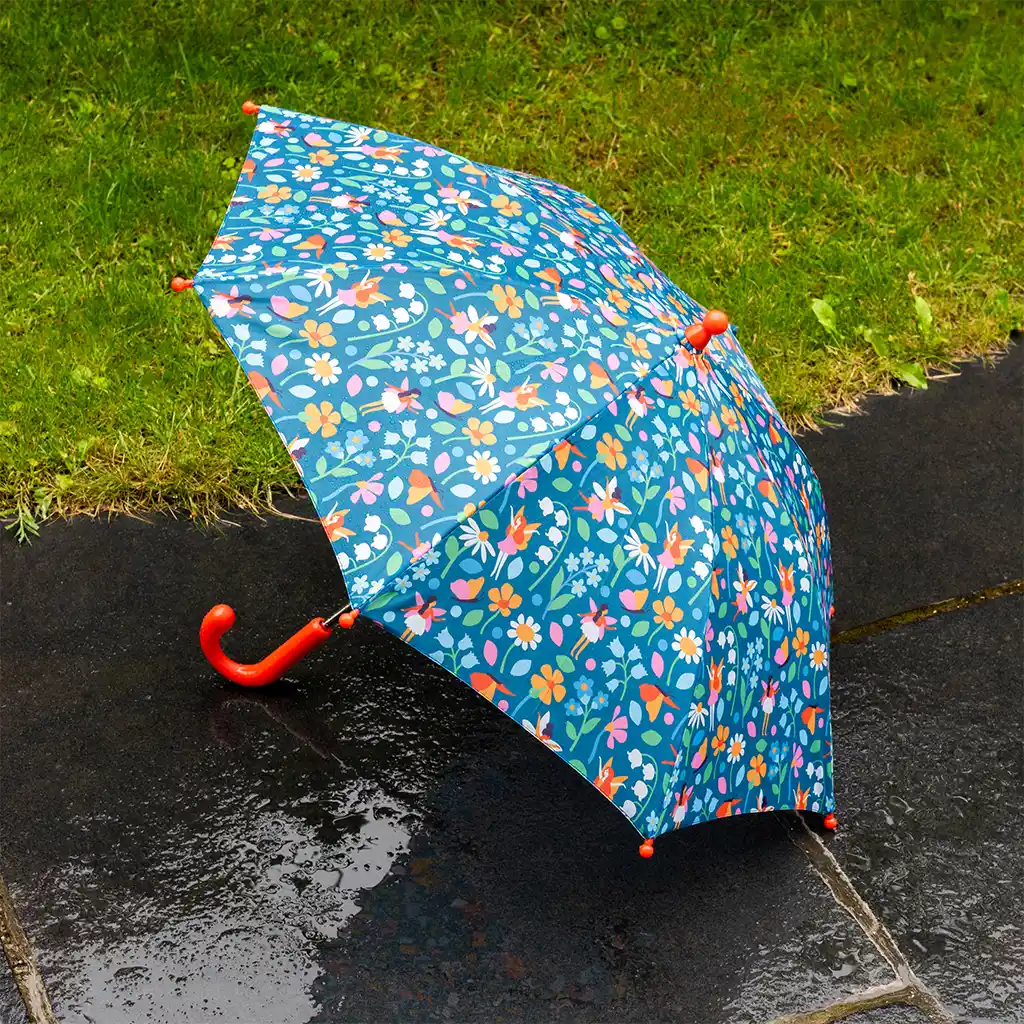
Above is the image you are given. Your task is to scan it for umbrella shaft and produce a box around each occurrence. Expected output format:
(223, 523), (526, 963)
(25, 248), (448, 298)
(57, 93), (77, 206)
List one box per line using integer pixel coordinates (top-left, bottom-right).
(323, 605), (352, 629)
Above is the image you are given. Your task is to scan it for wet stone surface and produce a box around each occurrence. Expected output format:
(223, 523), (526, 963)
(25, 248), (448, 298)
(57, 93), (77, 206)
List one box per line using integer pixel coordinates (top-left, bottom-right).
(830, 595), (1024, 1024)
(0, 511), (890, 1024)
(845, 1006), (931, 1024)
(0, 973), (24, 1024)
(800, 339), (1023, 631)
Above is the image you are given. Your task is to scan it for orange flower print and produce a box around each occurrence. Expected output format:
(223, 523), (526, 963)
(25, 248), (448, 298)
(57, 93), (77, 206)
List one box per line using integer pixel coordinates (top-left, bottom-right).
(299, 320), (335, 348)
(302, 401), (341, 438)
(308, 149), (337, 166)
(490, 284), (524, 318)
(711, 724), (730, 756)
(382, 228), (412, 247)
(596, 433), (626, 470)
(747, 755), (767, 787)
(605, 288), (630, 313)
(652, 596), (684, 629)
(681, 390), (701, 416)
(624, 332), (651, 359)
(531, 665), (565, 705)
(463, 417), (496, 447)
(794, 628), (810, 657)
(721, 526), (739, 559)
(491, 194), (522, 217)
(258, 183), (292, 203)
(488, 583), (522, 617)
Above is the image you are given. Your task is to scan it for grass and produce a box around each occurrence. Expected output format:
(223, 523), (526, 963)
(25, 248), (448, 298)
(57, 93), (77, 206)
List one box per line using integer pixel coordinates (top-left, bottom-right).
(2, 0), (1021, 537)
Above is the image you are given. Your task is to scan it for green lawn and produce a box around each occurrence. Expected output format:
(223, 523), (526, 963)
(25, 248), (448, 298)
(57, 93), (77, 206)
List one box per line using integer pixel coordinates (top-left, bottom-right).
(2, 0), (1021, 537)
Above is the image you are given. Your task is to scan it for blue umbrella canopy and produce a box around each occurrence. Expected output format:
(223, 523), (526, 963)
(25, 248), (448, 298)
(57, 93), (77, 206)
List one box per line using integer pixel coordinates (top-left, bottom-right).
(191, 104), (835, 850)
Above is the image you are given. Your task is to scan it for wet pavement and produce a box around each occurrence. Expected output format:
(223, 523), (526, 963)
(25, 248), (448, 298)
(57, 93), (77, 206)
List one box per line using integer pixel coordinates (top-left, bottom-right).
(799, 340), (1023, 632)
(847, 1011), (931, 1024)
(831, 596), (1024, 1022)
(2, 343), (1022, 1023)
(0, 511), (890, 1023)
(0, 975), (21, 1024)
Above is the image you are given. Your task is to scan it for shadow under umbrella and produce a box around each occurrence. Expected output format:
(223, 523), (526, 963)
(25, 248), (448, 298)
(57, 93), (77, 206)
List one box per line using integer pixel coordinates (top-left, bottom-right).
(274, 699), (869, 1024)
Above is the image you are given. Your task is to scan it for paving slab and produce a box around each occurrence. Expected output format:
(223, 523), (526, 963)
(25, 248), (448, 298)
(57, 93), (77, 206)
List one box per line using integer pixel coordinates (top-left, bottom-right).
(0, 511), (889, 1024)
(830, 594), (1024, 1023)
(800, 340), (1023, 631)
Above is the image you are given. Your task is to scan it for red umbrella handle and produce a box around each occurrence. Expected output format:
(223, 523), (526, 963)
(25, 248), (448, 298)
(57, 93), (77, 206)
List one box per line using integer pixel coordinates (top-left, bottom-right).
(200, 604), (357, 687)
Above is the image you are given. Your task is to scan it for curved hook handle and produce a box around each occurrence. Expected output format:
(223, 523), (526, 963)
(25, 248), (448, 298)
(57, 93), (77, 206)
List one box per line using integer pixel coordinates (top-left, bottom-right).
(200, 604), (335, 687)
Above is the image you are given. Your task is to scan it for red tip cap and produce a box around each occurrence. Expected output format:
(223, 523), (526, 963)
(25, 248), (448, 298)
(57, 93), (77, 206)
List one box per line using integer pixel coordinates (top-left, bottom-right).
(639, 838), (655, 859)
(684, 323), (709, 351)
(685, 309), (730, 353)
(241, 100), (260, 116)
(703, 309), (729, 336)
(824, 812), (838, 831)
(170, 276), (194, 292)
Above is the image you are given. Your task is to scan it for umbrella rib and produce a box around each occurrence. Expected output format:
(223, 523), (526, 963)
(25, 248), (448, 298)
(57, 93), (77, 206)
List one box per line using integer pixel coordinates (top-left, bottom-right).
(722, 362), (826, 602)
(662, 361), (717, 835)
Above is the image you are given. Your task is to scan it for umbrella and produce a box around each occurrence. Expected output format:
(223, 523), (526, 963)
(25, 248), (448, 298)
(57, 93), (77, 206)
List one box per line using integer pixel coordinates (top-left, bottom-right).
(177, 103), (836, 856)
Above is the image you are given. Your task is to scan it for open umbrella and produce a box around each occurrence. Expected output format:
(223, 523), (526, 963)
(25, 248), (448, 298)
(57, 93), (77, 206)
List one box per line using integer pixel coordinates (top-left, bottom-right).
(177, 103), (836, 856)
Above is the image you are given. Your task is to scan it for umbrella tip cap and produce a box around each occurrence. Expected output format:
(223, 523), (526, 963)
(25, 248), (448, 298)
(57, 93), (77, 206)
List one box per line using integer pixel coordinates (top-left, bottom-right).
(337, 609), (360, 629)
(170, 276), (194, 292)
(639, 839), (655, 859)
(684, 309), (729, 352)
(703, 309), (729, 336)
(824, 812), (838, 831)
(242, 100), (260, 116)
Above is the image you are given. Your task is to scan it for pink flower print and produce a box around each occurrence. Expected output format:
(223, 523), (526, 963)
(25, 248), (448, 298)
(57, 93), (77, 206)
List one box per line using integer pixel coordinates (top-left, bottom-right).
(665, 477), (686, 515)
(604, 705), (628, 749)
(516, 465), (538, 498)
(352, 473), (384, 504)
(540, 358), (568, 383)
(491, 240), (525, 257)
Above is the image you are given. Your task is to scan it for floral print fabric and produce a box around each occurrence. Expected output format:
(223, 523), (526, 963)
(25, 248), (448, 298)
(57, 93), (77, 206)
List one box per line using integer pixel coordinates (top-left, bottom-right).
(195, 106), (835, 837)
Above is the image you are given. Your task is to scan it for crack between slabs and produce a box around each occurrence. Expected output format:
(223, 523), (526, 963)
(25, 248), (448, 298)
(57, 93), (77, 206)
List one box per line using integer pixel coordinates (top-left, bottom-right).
(767, 979), (922, 1024)
(777, 579), (1024, 1022)
(831, 578), (1023, 646)
(0, 874), (56, 1024)
(777, 813), (956, 1024)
